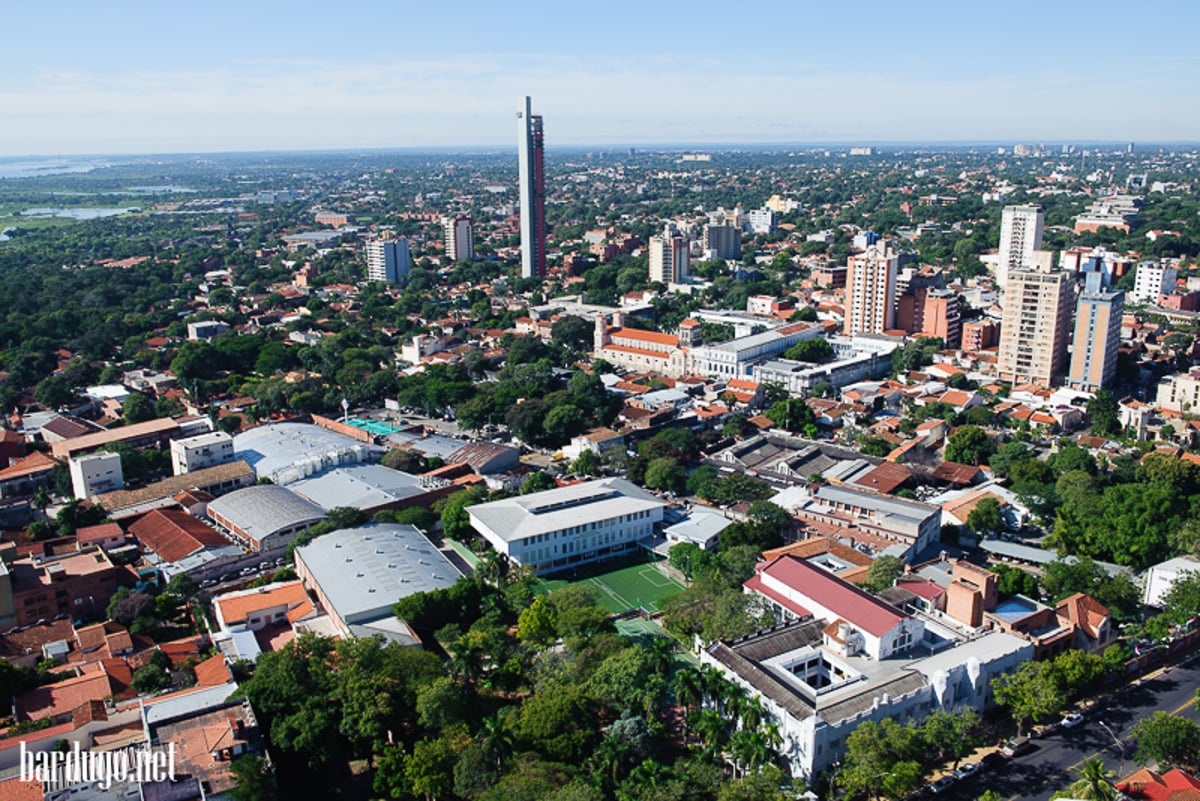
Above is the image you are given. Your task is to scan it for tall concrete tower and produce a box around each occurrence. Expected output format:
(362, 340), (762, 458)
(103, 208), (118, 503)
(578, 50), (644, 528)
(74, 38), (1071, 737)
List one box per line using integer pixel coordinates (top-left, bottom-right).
(517, 96), (546, 278)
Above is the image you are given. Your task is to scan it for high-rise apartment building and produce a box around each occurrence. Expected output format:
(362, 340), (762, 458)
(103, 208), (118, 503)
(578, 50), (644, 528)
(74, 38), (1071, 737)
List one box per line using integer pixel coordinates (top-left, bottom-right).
(443, 215), (474, 262)
(747, 207), (779, 234)
(517, 96), (546, 278)
(1068, 271), (1124, 391)
(996, 268), (1074, 386)
(365, 237), (411, 284)
(844, 243), (898, 336)
(649, 224), (690, 285)
(703, 223), (741, 260)
(1131, 260), (1178, 305)
(997, 205), (1044, 289)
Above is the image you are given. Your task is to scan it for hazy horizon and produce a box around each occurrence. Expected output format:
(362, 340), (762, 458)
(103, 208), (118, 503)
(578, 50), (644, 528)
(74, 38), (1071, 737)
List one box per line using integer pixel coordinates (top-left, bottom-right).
(3, 0), (1198, 156)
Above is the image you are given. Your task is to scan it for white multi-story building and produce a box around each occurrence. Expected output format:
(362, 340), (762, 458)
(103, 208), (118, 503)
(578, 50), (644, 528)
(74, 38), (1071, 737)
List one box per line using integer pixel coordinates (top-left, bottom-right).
(443, 215), (474, 262)
(747, 207), (779, 234)
(1132, 260), (1179, 305)
(689, 322), (822, 378)
(844, 243), (898, 335)
(170, 431), (235, 476)
(467, 478), (665, 574)
(1156, 370), (1200, 413)
(365, 238), (411, 283)
(752, 336), (898, 396)
(705, 557), (1033, 781)
(648, 224), (690, 285)
(69, 451), (124, 499)
(997, 205), (1044, 290)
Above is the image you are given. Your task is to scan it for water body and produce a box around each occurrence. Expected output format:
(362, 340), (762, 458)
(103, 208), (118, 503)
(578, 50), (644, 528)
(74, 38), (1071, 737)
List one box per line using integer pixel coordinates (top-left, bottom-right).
(20, 206), (140, 219)
(0, 227), (12, 242)
(0, 159), (111, 179)
(125, 185), (195, 193)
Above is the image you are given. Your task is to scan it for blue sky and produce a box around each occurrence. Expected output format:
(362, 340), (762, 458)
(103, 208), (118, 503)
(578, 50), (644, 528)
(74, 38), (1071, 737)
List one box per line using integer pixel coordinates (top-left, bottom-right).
(2, 0), (1197, 155)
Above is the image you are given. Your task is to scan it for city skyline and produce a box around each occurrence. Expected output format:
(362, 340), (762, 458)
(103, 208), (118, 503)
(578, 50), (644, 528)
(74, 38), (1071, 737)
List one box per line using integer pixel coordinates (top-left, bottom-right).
(2, 0), (1199, 155)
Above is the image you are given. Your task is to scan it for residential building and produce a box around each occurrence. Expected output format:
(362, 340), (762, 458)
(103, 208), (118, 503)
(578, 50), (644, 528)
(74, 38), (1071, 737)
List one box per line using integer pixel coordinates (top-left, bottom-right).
(295, 523), (461, 644)
(845, 243), (898, 335)
(186, 320), (229, 341)
(1156, 371), (1200, 414)
(1132, 260), (1179, 305)
(747, 207), (779, 234)
(703, 223), (741, 260)
(997, 269), (1074, 385)
(443, 215), (475, 262)
(517, 95), (546, 278)
(997, 205), (1044, 289)
(467, 477), (665, 574)
(68, 451), (124, 499)
(365, 237), (411, 283)
(962, 320), (999, 352)
(898, 278), (960, 347)
(7, 546), (132, 625)
(213, 580), (313, 633)
(1068, 272), (1124, 391)
(1074, 195), (1141, 234)
(170, 430), (235, 476)
(648, 223), (690, 285)
(1116, 767), (1200, 801)
(769, 483), (942, 557)
(0, 451), (57, 499)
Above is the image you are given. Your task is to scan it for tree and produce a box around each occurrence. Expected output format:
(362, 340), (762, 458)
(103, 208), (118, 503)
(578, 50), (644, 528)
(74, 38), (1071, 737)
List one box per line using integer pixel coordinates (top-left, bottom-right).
(991, 662), (1066, 734)
(644, 457), (686, 492)
(1087, 389), (1121, 437)
(229, 754), (277, 801)
(1161, 570), (1200, 625)
(839, 719), (924, 800)
(1132, 712), (1200, 769)
(571, 449), (601, 476)
(439, 487), (484, 540)
(784, 337), (833, 363)
(521, 471), (558, 494)
(945, 425), (997, 465)
(1057, 759), (1117, 801)
(765, 398), (816, 435)
(865, 555), (905, 591)
(405, 730), (471, 801)
(122, 391), (156, 424)
(516, 684), (596, 762)
(919, 708), (980, 769)
(966, 496), (1004, 534)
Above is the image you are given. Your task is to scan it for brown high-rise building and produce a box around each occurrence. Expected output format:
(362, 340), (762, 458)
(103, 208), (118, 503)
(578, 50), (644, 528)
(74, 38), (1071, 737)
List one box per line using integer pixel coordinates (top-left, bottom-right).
(997, 268), (1075, 386)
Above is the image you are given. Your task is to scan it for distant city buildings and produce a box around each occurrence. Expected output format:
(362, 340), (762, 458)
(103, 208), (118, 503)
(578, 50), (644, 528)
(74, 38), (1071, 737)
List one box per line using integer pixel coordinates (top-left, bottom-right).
(844, 243), (898, 336)
(365, 237), (411, 283)
(442, 215), (474, 262)
(517, 96), (546, 278)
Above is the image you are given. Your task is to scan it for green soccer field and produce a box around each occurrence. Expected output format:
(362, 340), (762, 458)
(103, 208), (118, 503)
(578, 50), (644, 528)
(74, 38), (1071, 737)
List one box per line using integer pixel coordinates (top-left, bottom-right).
(535, 555), (686, 614)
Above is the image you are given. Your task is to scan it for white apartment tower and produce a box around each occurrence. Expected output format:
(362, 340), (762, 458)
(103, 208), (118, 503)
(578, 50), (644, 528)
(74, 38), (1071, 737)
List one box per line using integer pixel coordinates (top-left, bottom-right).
(1131, 260), (1178, 305)
(997, 205), (1045, 290)
(365, 238), (411, 284)
(649, 224), (690, 285)
(443, 216), (474, 262)
(844, 243), (898, 335)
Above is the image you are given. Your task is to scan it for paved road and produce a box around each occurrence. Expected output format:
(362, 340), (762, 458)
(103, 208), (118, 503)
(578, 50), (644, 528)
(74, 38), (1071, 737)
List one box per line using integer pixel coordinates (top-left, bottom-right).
(937, 655), (1200, 801)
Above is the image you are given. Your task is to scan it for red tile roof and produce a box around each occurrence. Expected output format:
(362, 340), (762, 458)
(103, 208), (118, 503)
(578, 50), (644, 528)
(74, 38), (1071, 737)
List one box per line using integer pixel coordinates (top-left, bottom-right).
(128, 509), (231, 562)
(76, 522), (124, 544)
(193, 654), (233, 686)
(16, 669), (113, 721)
(753, 555), (906, 637)
(744, 572), (812, 619)
(608, 326), (679, 347)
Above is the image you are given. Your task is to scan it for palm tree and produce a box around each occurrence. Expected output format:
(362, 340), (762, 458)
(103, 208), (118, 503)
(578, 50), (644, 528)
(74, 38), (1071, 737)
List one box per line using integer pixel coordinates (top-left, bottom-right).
(32, 487), (52, 516)
(671, 667), (704, 716)
(1062, 759), (1117, 801)
(478, 710), (514, 771)
(737, 695), (765, 731)
(689, 708), (728, 759)
(590, 733), (631, 789)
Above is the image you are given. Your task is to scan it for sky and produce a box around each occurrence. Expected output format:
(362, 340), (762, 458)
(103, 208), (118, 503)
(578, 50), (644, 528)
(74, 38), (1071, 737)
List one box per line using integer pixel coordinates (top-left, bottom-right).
(2, 0), (1198, 156)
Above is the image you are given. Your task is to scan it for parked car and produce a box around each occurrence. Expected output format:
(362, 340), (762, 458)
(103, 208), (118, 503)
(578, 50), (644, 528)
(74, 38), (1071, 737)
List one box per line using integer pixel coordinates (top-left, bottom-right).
(930, 777), (956, 794)
(1062, 712), (1085, 729)
(953, 763), (980, 780)
(980, 752), (1005, 769)
(1001, 736), (1035, 757)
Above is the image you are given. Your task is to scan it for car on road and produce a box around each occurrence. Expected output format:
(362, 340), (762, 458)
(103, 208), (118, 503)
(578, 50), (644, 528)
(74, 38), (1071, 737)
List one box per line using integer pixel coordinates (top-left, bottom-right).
(953, 763), (980, 780)
(1061, 712), (1085, 729)
(930, 776), (956, 794)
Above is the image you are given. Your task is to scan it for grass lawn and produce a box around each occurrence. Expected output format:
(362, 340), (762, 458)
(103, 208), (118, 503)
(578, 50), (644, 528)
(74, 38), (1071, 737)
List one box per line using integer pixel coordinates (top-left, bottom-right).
(536, 554), (686, 614)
